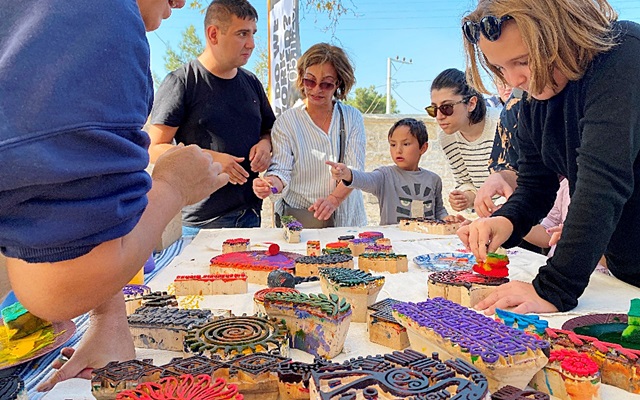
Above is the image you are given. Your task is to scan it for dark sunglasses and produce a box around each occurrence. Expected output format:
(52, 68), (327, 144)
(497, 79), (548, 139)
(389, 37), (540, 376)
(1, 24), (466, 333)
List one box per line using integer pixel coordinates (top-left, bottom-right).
(302, 78), (336, 91)
(425, 98), (468, 118)
(462, 15), (513, 44)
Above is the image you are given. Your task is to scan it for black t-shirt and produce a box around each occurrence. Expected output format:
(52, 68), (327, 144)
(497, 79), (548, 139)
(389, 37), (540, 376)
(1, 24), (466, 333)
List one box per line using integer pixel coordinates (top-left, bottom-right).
(150, 60), (276, 225)
(494, 21), (640, 311)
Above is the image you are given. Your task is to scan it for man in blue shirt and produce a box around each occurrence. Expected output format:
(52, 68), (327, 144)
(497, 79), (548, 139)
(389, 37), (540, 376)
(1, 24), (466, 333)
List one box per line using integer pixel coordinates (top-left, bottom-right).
(0, 0), (229, 391)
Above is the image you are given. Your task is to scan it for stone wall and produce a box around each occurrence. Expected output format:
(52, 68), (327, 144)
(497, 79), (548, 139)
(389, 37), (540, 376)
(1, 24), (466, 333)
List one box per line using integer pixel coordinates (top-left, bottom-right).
(261, 114), (456, 227)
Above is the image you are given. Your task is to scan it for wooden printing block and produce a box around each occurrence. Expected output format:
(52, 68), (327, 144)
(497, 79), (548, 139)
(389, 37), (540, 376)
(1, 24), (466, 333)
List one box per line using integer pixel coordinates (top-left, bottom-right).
(318, 267), (384, 322)
(91, 359), (172, 399)
(122, 284), (151, 316)
(210, 250), (301, 285)
(530, 349), (600, 400)
(173, 273), (248, 296)
(427, 270), (508, 308)
(366, 298), (410, 350)
(281, 216), (302, 243)
(398, 217), (461, 235)
(358, 252), (408, 273)
(253, 287), (300, 317)
(294, 254), (354, 278)
(306, 240), (321, 256)
(222, 238), (250, 253)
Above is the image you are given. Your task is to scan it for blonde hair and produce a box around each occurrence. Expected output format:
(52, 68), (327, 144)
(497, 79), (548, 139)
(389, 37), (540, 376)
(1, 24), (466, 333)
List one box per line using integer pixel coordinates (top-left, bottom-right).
(464, 0), (618, 95)
(296, 43), (355, 100)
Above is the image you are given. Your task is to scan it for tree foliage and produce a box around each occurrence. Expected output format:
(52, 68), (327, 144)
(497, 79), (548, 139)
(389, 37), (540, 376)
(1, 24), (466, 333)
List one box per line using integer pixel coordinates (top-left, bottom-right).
(345, 85), (399, 114)
(163, 25), (204, 73)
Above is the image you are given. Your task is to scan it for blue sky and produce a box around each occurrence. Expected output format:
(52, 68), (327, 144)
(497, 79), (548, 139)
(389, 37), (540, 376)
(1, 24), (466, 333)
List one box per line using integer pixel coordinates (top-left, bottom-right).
(148, 0), (640, 114)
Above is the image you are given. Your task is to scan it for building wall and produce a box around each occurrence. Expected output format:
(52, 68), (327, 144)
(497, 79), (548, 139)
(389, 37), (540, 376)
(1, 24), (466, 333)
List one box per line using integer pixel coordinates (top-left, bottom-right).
(261, 114), (457, 226)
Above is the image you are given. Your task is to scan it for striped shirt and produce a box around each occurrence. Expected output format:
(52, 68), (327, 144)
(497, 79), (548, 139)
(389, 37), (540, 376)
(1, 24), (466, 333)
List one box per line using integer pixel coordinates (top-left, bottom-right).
(439, 108), (500, 194)
(267, 102), (367, 227)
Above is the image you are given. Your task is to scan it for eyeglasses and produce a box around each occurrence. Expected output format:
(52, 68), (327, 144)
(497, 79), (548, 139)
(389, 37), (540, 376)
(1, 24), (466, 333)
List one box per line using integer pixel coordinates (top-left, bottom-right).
(302, 78), (336, 91)
(462, 15), (513, 44)
(425, 98), (468, 118)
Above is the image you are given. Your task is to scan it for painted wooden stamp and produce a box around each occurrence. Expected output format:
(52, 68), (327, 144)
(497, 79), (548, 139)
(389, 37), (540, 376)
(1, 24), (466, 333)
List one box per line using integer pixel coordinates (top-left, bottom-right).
(530, 348), (600, 400)
(358, 252), (408, 273)
(122, 284), (151, 316)
(140, 291), (178, 308)
(184, 315), (289, 360)
(222, 238), (250, 253)
(210, 251), (302, 285)
(281, 216), (302, 243)
(91, 359), (171, 399)
(427, 270), (508, 308)
(322, 241), (352, 256)
(306, 240), (321, 256)
(114, 374), (243, 400)
(318, 267), (384, 322)
(309, 349), (489, 399)
(294, 254), (354, 278)
(263, 292), (351, 359)
(223, 353), (290, 400)
(253, 287), (300, 317)
(399, 217), (461, 235)
(491, 385), (550, 400)
(367, 298), (410, 350)
(127, 306), (213, 351)
(173, 274), (248, 296)
(392, 297), (549, 392)
(543, 328), (640, 394)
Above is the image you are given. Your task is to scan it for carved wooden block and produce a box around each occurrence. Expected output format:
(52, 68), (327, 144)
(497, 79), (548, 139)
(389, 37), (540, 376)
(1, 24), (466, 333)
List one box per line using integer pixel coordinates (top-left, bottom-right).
(210, 251), (302, 285)
(399, 217), (461, 235)
(184, 315), (289, 360)
(543, 328), (640, 394)
(127, 306), (213, 351)
(0, 375), (26, 400)
(140, 291), (178, 308)
(281, 216), (302, 243)
(222, 238), (250, 253)
(392, 298), (549, 392)
(495, 309), (548, 336)
(91, 359), (171, 399)
(306, 240), (321, 256)
(173, 274), (247, 296)
(309, 349), (489, 399)
(530, 349), (600, 400)
(319, 267), (384, 322)
(122, 285), (151, 316)
(263, 292), (351, 359)
(276, 358), (337, 400)
(253, 287), (300, 317)
(427, 270), (508, 308)
(322, 242), (352, 256)
(491, 385), (550, 400)
(358, 252), (408, 273)
(367, 298), (410, 350)
(115, 374), (243, 400)
(294, 254), (354, 278)
(222, 353), (290, 400)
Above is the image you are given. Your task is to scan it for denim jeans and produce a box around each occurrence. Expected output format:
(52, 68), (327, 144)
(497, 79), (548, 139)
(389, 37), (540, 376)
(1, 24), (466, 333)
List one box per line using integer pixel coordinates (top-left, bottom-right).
(182, 208), (261, 238)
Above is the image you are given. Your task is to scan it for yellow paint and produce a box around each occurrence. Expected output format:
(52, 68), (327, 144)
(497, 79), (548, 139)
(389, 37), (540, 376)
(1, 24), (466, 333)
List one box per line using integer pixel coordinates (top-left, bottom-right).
(166, 283), (203, 309)
(0, 325), (62, 368)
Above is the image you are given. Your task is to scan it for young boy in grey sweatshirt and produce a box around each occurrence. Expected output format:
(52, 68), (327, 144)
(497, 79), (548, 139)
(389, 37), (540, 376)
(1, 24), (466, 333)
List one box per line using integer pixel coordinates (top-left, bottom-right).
(327, 118), (455, 225)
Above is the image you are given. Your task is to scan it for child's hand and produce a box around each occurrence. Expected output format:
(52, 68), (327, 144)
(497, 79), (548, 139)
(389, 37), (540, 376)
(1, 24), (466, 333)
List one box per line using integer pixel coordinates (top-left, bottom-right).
(547, 224), (563, 247)
(449, 190), (473, 211)
(444, 214), (468, 224)
(325, 161), (352, 183)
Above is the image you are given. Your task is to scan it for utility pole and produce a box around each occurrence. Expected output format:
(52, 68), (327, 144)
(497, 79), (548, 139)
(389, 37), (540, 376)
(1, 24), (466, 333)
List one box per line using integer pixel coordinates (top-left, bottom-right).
(386, 56), (412, 114)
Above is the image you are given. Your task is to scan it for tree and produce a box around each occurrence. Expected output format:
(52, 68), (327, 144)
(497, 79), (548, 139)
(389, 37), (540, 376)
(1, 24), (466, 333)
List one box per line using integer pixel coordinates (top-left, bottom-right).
(187, 0), (353, 33)
(163, 25), (204, 73)
(345, 85), (399, 114)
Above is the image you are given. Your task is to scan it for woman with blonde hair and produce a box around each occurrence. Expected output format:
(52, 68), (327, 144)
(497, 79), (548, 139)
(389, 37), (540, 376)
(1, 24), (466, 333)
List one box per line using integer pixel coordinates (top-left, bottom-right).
(253, 43), (366, 227)
(458, 0), (640, 313)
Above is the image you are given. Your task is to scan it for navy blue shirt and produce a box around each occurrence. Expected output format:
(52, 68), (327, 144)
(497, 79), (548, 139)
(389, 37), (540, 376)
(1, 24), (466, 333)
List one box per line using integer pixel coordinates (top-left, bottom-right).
(0, 0), (153, 262)
(494, 21), (640, 311)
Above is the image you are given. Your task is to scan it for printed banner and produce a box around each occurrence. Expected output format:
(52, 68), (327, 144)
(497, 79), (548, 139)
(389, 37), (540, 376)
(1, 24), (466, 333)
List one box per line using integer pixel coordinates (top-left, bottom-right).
(268, 0), (301, 116)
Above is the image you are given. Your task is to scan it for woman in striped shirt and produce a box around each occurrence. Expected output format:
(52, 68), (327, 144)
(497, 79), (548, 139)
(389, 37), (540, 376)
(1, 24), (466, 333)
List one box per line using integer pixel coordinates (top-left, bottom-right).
(253, 43), (367, 227)
(427, 68), (500, 212)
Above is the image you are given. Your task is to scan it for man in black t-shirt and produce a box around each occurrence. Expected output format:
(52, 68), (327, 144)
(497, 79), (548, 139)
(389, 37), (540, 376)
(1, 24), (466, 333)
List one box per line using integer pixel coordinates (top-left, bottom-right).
(149, 0), (275, 229)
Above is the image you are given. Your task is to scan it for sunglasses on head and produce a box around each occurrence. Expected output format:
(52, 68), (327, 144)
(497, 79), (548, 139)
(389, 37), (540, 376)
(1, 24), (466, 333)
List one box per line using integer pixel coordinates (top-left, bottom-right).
(425, 98), (469, 118)
(302, 78), (336, 91)
(462, 15), (513, 44)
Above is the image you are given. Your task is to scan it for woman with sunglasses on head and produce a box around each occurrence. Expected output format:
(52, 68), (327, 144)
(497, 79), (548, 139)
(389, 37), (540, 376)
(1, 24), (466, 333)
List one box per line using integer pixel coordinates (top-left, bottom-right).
(252, 43), (367, 228)
(458, 0), (640, 314)
(428, 68), (500, 212)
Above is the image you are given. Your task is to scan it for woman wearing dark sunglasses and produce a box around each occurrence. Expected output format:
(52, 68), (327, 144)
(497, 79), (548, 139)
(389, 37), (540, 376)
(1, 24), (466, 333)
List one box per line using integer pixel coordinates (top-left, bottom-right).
(428, 68), (500, 212)
(253, 43), (367, 227)
(458, 0), (640, 314)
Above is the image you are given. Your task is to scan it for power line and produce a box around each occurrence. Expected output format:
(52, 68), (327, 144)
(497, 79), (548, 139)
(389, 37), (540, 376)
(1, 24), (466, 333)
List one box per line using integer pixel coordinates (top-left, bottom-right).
(392, 88), (424, 113)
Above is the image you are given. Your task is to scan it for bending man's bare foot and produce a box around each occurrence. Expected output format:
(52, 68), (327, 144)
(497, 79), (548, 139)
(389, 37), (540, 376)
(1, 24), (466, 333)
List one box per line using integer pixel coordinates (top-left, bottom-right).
(37, 292), (135, 392)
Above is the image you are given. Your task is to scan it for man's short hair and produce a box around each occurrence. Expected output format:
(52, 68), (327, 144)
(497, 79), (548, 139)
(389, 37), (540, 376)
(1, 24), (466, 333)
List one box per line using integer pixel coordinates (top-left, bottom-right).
(204, 0), (258, 33)
(388, 118), (429, 148)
